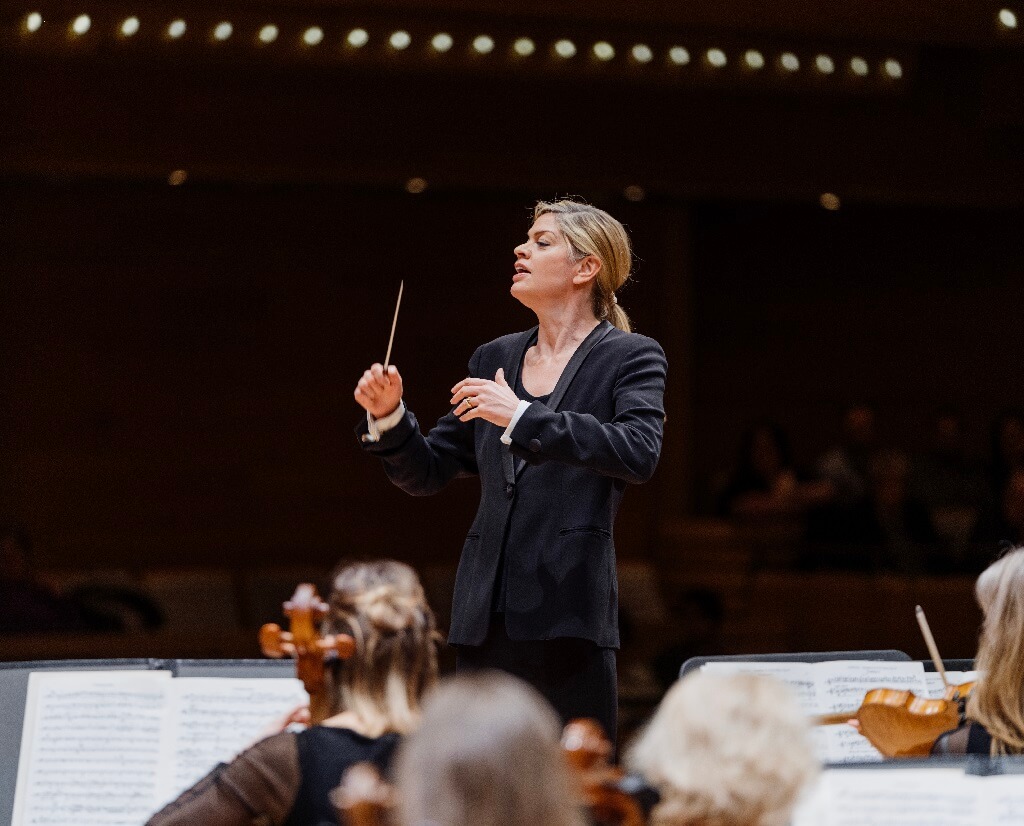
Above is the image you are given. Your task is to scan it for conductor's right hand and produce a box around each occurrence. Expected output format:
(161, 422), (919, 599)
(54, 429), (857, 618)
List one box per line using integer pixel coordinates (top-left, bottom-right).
(354, 363), (404, 419)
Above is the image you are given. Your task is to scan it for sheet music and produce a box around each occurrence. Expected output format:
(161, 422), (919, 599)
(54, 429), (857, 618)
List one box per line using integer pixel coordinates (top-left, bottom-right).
(156, 677), (307, 805)
(699, 661), (818, 712)
(11, 671), (172, 826)
(816, 723), (884, 763)
(700, 660), (928, 716)
(792, 769), (977, 826)
(978, 775), (1024, 824)
(923, 671), (978, 699)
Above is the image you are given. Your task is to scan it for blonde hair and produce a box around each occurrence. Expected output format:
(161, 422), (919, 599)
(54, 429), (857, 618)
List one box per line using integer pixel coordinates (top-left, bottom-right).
(395, 671), (586, 826)
(627, 673), (818, 826)
(968, 546), (1024, 755)
(325, 560), (440, 737)
(533, 199), (633, 332)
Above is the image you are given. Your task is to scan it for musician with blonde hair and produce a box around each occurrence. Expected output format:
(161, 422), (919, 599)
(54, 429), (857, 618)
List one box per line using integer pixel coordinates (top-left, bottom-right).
(147, 560), (439, 826)
(626, 673), (818, 826)
(934, 545), (1024, 755)
(354, 199), (667, 739)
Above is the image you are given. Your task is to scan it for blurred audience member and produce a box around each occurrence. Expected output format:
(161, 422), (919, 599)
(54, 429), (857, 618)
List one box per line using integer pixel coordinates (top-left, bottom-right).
(815, 403), (879, 509)
(627, 672), (818, 826)
(395, 671), (585, 826)
(989, 409), (1024, 502)
(910, 409), (987, 569)
(717, 422), (831, 522)
(0, 524), (87, 634)
(149, 559), (440, 826)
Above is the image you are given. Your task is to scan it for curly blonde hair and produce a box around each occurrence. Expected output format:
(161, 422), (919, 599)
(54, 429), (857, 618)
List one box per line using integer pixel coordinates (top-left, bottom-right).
(626, 673), (818, 826)
(324, 560), (440, 736)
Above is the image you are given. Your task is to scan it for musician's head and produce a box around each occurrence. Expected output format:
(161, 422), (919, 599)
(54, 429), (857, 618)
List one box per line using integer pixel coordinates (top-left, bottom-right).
(969, 545), (1024, 754)
(325, 559), (439, 736)
(394, 671), (585, 826)
(512, 199), (633, 332)
(627, 672), (818, 826)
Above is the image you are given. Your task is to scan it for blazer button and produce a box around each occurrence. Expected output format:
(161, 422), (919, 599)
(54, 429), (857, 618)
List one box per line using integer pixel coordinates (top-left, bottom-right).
(529, 438), (542, 453)
(505, 483), (515, 499)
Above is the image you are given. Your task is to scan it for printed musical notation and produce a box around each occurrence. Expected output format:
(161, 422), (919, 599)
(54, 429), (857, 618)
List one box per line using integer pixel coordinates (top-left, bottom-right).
(11, 671), (308, 826)
(792, 769), (1024, 826)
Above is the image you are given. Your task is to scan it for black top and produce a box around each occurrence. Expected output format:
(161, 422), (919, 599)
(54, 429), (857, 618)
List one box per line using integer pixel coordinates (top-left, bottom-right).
(285, 727), (400, 826)
(931, 721), (994, 756)
(489, 372), (552, 613)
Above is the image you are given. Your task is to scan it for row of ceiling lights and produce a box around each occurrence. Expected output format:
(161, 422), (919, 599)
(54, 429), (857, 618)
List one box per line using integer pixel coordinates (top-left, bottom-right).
(163, 169), (845, 210)
(19, 13), (904, 79)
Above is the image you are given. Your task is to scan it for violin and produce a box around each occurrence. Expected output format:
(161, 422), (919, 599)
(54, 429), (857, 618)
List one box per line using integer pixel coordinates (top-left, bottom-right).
(817, 681), (974, 758)
(562, 718), (652, 826)
(815, 605), (974, 758)
(259, 583), (356, 724)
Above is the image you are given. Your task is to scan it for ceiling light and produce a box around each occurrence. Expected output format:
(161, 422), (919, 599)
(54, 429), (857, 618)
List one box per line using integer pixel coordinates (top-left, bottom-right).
(389, 30), (411, 49)
(513, 37), (535, 56)
(71, 14), (91, 35)
(850, 56), (869, 76)
(706, 48), (727, 68)
(120, 17), (140, 37)
(744, 50), (765, 69)
(883, 58), (903, 79)
(258, 25), (278, 44)
(213, 22), (233, 41)
(815, 54), (835, 74)
(780, 52), (800, 71)
(631, 44), (653, 63)
(405, 177), (428, 194)
(431, 33), (453, 52)
(623, 185), (646, 202)
(998, 8), (1018, 28)
(593, 41), (615, 61)
(820, 192), (841, 211)
(303, 27), (323, 46)
(668, 46), (690, 65)
(347, 28), (369, 48)
(554, 39), (576, 58)
(168, 170), (188, 186)
(25, 12), (43, 32)
(167, 19), (186, 39)
(472, 34), (495, 54)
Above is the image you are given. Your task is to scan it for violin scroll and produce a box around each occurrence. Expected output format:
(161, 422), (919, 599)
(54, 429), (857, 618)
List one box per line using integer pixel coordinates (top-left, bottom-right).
(259, 583), (356, 723)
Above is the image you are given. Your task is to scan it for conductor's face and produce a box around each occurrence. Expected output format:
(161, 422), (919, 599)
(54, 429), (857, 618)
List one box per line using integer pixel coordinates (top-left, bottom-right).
(511, 214), (587, 310)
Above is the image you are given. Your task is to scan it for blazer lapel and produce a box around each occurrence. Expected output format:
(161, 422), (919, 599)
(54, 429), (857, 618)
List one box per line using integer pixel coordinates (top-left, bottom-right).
(502, 326), (538, 487)
(512, 320), (614, 481)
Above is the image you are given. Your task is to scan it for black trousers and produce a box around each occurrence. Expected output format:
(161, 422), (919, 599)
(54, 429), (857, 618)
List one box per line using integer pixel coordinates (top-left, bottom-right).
(454, 613), (618, 743)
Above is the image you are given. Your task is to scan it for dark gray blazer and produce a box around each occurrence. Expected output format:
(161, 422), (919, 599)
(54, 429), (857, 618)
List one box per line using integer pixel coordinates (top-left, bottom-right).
(356, 321), (667, 648)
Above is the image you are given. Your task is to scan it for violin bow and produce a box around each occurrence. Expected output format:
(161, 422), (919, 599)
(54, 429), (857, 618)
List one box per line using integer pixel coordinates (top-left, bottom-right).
(915, 604), (949, 691)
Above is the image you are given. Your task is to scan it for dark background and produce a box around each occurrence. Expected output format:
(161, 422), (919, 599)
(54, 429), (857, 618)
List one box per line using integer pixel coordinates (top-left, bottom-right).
(2, 0), (1023, 664)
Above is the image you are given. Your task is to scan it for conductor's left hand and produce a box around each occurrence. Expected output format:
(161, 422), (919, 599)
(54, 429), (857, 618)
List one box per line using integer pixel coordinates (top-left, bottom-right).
(450, 368), (521, 428)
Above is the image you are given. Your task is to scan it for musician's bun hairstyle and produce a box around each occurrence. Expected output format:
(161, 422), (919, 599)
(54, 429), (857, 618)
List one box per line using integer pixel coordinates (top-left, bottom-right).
(969, 545), (1024, 755)
(326, 560), (440, 736)
(394, 671), (586, 826)
(627, 673), (818, 826)
(533, 199), (633, 333)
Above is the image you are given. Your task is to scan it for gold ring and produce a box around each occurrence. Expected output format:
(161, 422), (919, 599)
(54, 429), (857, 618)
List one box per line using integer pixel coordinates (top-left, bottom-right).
(465, 397), (474, 409)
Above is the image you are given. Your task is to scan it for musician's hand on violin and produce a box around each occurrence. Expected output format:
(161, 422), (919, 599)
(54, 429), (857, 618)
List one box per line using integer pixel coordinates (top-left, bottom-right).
(848, 719), (862, 733)
(450, 368), (520, 428)
(355, 363), (404, 419)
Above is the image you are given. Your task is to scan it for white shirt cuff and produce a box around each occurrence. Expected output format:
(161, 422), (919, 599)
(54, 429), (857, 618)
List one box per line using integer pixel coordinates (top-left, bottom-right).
(499, 400), (532, 446)
(365, 400), (406, 443)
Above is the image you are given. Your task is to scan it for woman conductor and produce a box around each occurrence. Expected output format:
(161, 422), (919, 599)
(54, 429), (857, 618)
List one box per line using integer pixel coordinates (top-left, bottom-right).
(354, 199), (667, 739)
